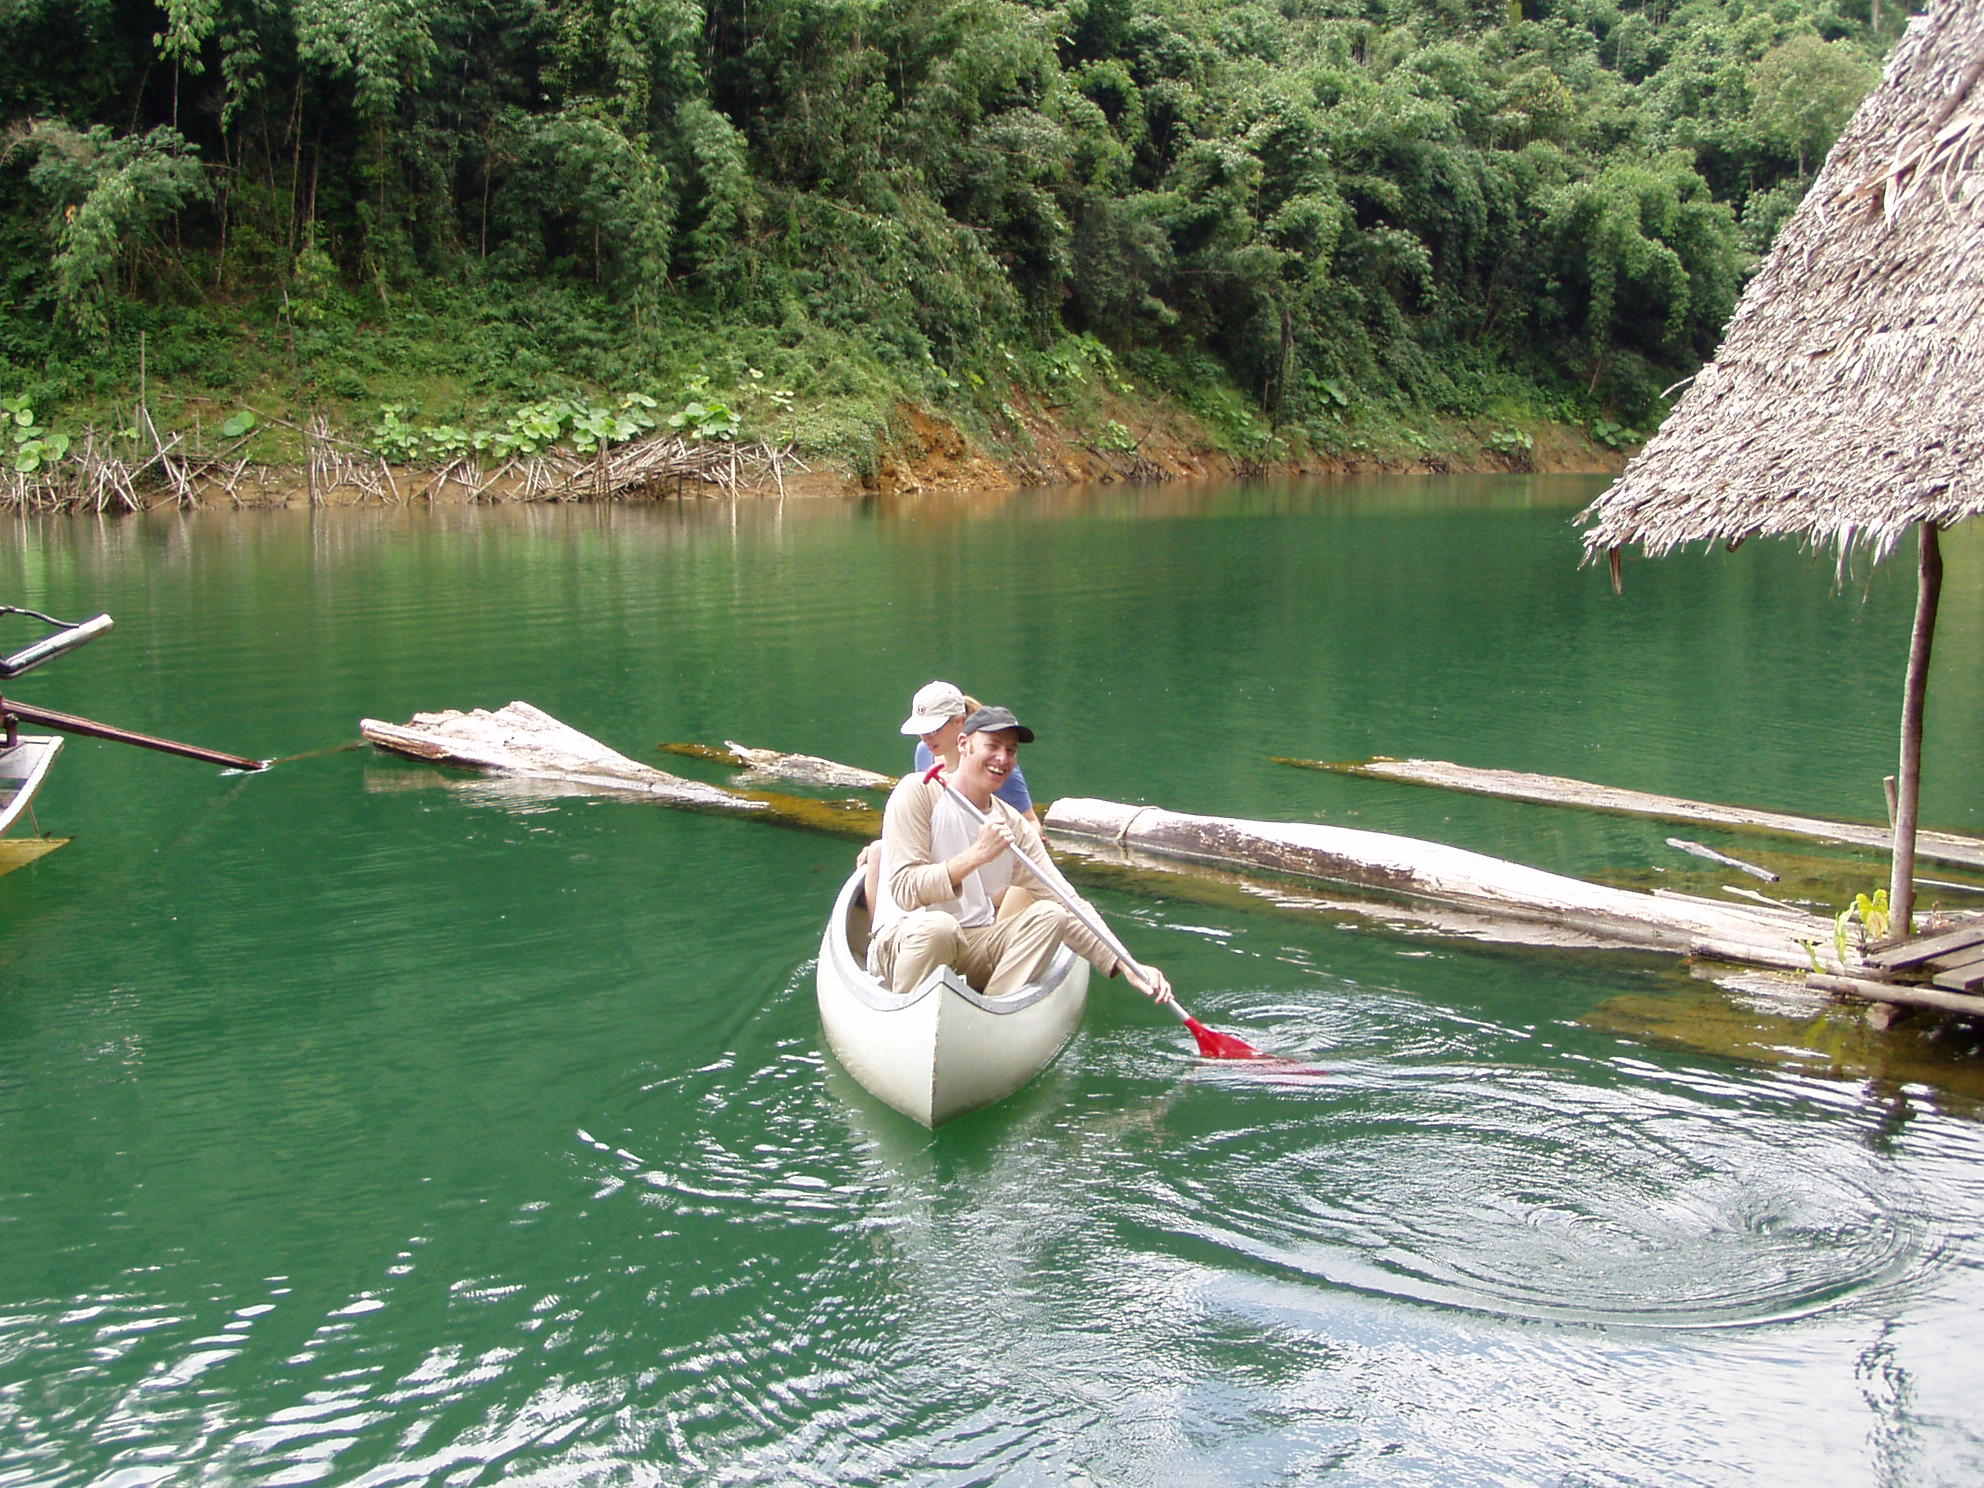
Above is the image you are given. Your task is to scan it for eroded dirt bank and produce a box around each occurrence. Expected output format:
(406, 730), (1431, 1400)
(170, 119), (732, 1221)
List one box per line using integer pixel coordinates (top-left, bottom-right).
(21, 396), (1628, 512)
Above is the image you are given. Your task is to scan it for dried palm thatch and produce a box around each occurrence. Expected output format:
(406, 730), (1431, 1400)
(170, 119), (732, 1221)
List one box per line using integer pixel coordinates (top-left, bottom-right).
(1580, 0), (1984, 562)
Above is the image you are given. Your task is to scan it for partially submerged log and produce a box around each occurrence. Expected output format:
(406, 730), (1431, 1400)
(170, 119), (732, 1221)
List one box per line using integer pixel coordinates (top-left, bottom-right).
(1283, 756), (1984, 873)
(371, 718), (1845, 974)
(724, 742), (894, 791)
(1045, 797), (1845, 974)
(363, 702), (751, 808)
(1666, 837), (1779, 882)
(360, 702), (878, 836)
(659, 740), (895, 792)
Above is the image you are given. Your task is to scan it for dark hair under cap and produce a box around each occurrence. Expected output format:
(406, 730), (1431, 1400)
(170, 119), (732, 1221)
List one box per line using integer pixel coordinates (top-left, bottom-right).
(961, 705), (1035, 744)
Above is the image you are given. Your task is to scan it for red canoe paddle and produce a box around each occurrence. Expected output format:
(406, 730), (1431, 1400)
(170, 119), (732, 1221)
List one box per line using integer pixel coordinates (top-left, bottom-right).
(925, 766), (1276, 1063)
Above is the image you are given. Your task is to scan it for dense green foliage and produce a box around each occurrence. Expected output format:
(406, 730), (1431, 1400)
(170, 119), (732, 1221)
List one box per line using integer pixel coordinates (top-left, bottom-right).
(0, 0), (1891, 463)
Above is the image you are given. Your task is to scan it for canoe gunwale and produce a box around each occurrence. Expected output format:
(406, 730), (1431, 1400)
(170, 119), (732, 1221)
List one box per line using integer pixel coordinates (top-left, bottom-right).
(822, 870), (1086, 1015)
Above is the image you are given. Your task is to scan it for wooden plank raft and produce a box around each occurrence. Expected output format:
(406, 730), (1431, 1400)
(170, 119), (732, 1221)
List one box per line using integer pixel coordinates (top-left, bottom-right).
(1044, 796), (1845, 974)
(1805, 916), (1984, 1021)
(1817, 920), (1984, 1023)
(1859, 916), (1984, 995)
(1282, 755), (1984, 873)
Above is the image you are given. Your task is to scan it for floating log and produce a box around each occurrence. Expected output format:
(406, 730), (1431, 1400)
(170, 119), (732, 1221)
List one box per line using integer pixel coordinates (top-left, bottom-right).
(372, 718), (1847, 975)
(722, 742), (892, 793)
(1044, 797), (1844, 974)
(656, 740), (895, 792)
(360, 702), (878, 836)
(363, 702), (749, 807)
(724, 742), (894, 791)
(1282, 755), (1984, 872)
(691, 737), (1853, 973)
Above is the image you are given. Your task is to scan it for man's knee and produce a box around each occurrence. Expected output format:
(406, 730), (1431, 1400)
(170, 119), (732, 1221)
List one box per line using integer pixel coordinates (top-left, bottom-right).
(878, 909), (964, 991)
(899, 908), (964, 950)
(1011, 900), (1068, 941)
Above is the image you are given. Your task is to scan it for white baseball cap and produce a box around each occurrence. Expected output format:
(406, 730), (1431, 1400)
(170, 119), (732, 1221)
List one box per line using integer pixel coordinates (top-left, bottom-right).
(901, 680), (968, 735)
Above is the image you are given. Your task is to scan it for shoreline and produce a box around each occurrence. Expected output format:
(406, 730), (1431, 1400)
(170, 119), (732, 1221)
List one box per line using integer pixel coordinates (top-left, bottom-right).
(4, 400), (1630, 515)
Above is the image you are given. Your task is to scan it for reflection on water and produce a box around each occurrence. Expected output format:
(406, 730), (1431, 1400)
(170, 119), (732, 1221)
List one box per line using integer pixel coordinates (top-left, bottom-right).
(2, 482), (1983, 1485)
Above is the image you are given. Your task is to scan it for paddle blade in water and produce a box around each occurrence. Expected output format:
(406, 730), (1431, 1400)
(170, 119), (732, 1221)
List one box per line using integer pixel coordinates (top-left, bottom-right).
(1183, 1016), (1266, 1061)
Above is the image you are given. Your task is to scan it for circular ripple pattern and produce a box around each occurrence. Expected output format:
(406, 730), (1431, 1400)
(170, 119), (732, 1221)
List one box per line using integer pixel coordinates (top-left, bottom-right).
(1109, 985), (1933, 1329)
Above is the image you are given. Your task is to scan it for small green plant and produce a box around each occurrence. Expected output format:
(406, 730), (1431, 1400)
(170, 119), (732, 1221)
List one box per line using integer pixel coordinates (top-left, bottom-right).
(1590, 417), (1636, 450)
(1094, 419), (1137, 452)
(1834, 888), (1893, 963)
(424, 424), (472, 460)
(4, 395), (70, 474)
(571, 405), (638, 452)
(666, 399), (739, 442)
(370, 404), (426, 462)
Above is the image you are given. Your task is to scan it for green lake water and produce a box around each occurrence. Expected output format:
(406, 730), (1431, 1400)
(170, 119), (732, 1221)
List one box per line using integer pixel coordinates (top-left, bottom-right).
(3, 476), (1982, 1485)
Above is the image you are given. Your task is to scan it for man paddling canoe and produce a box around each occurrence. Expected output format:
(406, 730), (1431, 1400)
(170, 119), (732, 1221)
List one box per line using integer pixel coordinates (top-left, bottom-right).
(868, 706), (1174, 1008)
(901, 678), (1038, 823)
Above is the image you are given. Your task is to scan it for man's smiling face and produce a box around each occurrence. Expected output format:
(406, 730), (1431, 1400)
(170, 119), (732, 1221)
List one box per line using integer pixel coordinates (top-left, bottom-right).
(958, 727), (1021, 796)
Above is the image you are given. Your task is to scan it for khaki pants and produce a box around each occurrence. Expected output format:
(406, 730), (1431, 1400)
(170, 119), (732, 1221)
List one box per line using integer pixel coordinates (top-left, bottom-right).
(874, 902), (1071, 1000)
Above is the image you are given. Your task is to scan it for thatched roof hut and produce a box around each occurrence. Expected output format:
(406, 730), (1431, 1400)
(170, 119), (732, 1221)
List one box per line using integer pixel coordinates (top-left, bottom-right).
(1581, 0), (1984, 561)
(1579, 0), (1984, 931)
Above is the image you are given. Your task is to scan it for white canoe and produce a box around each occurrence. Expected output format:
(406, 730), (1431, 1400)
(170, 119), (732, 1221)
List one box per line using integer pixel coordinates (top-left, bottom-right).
(816, 870), (1090, 1127)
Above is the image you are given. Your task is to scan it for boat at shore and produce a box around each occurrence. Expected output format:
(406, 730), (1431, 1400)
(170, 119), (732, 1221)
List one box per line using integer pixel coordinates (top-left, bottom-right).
(0, 732), (65, 876)
(815, 869), (1090, 1127)
(0, 608), (114, 879)
(0, 607), (271, 883)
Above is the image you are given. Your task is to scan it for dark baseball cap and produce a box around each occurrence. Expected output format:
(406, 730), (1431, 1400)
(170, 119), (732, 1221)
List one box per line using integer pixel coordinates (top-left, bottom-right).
(961, 706), (1034, 743)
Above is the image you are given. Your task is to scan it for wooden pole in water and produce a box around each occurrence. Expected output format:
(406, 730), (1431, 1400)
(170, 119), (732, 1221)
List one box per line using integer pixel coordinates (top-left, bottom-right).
(1890, 522), (1942, 936)
(0, 696), (267, 771)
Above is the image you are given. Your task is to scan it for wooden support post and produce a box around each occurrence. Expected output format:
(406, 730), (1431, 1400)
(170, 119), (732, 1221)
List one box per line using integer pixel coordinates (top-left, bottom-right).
(1890, 522), (1941, 935)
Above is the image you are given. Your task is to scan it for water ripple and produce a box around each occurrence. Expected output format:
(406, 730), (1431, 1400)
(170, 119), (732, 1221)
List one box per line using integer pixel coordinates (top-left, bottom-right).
(1102, 986), (1934, 1329)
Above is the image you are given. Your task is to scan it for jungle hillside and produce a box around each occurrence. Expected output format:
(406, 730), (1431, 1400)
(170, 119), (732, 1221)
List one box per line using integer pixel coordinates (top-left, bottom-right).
(0, 0), (1897, 495)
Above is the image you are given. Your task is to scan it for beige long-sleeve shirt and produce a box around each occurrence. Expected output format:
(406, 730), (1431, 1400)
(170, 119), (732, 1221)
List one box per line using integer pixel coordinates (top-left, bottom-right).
(868, 772), (1121, 978)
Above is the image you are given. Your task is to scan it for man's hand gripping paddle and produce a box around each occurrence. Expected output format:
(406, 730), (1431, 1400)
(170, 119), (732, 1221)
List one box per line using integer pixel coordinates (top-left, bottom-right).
(924, 764), (1271, 1062)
